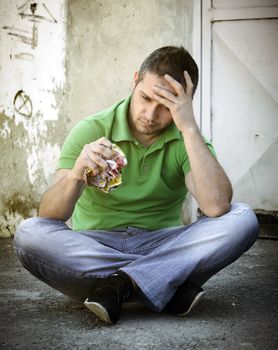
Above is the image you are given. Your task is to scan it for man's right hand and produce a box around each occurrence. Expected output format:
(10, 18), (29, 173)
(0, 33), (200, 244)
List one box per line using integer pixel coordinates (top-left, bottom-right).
(39, 137), (113, 220)
(71, 137), (113, 183)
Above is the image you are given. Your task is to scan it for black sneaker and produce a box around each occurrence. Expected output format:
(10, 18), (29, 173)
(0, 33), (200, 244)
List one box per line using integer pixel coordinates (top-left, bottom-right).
(84, 271), (134, 323)
(164, 281), (205, 316)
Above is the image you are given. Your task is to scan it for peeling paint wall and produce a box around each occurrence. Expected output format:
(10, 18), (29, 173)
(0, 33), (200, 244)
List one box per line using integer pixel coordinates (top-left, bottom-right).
(0, 0), (67, 236)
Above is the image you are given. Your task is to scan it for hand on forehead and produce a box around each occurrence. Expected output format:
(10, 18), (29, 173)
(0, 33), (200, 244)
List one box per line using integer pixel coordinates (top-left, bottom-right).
(154, 75), (179, 97)
(139, 72), (177, 98)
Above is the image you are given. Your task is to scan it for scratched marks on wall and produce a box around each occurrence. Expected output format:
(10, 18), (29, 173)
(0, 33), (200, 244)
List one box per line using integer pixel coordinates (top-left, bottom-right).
(18, 2), (58, 23)
(13, 90), (33, 118)
(2, 26), (35, 47)
(2, 1), (58, 60)
(13, 52), (34, 61)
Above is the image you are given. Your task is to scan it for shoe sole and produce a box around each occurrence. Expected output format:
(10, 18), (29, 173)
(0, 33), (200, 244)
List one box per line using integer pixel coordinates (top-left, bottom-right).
(177, 290), (206, 317)
(84, 300), (112, 324)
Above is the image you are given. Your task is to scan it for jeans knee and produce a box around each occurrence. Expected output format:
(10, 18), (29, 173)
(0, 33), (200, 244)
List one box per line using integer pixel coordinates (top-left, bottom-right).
(14, 217), (40, 251)
(14, 217), (62, 251)
(227, 203), (259, 246)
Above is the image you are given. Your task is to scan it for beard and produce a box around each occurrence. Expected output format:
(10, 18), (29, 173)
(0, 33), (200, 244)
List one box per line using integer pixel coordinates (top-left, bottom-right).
(131, 115), (173, 138)
(135, 117), (161, 134)
(128, 98), (172, 137)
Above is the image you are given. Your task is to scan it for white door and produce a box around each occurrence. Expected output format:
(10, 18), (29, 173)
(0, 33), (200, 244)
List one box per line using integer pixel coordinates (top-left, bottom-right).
(197, 0), (278, 212)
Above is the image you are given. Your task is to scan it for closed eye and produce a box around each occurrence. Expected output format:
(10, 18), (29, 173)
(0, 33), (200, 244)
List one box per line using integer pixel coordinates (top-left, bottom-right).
(141, 94), (151, 101)
(139, 90), (152, 101)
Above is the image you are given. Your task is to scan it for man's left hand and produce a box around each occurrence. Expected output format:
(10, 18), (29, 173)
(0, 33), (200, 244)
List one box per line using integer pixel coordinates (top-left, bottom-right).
(152, 71), (196, 133)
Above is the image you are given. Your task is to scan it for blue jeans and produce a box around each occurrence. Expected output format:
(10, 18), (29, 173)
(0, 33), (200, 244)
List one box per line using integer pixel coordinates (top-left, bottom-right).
(14, 203), (259, 311)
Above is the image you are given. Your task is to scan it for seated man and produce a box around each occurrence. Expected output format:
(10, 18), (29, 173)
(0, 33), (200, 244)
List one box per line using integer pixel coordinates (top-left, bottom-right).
(14, 46), (259, 324)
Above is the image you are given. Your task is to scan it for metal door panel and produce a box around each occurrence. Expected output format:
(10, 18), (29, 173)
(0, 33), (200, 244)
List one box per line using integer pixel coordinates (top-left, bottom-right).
(200, 0), (278, 211)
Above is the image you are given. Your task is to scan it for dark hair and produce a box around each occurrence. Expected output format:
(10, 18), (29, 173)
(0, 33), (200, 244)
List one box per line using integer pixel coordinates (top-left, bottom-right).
(137, 46), (199, 96)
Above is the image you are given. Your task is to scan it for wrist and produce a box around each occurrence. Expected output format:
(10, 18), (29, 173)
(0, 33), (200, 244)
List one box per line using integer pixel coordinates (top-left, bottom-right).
(68, 169), (86, 184)
(180, 121), (200, 137)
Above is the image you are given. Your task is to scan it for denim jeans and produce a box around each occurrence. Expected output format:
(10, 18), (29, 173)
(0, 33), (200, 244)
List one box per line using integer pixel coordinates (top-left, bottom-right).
(14, 203), (259, 311)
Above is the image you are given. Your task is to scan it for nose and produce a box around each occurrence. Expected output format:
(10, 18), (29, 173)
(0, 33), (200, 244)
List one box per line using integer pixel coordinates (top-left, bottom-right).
(144, 105), (157, 123)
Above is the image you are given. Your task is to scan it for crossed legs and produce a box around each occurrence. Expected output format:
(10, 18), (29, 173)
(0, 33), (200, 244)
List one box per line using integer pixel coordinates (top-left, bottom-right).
(14, 203), (259, 316)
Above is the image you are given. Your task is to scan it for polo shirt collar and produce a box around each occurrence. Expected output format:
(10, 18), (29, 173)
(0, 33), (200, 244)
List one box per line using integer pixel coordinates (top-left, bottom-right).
(112, 95), (135, 142)
(112, 95), (181, 146)
(163, 121), (181, 143)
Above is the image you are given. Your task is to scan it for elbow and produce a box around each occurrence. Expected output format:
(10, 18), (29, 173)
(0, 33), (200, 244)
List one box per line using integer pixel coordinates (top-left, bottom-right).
(199, 191), (232, 217)
(39, 211), (69, 222)
(39, 203), (69, 222)
(38, 203), (47, 218)
(201, 186), (233, 218)
(38, 201), (52, 218)
(38, 206), (52, 219)
(202, 202), (231, 218)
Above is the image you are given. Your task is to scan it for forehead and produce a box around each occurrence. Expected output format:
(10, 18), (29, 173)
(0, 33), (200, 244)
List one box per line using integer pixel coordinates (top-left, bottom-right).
(138, 72), (176, 95)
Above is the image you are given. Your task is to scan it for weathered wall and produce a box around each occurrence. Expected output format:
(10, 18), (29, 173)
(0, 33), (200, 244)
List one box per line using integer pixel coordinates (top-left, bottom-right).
(66, 0), (193, 128)
(0, 0), (67, 237)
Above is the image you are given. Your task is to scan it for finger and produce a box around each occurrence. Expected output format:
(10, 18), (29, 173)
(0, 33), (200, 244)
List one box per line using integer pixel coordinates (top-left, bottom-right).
(84, 145), (108, 171)
(90, 152), (109, 170)
(82, 149), (100, 175)
(96, 137), (113, 149)
(152, 85), (177, 103)
(153, 93), (174, 109)
(91, 143), (112, 160)
(85, 160), (100, 176)
(164, 74), (185, 96)
(184, 71), (194, 97)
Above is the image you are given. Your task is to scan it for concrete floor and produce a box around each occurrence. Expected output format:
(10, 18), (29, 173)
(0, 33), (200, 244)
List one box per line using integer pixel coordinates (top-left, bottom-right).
(0, 237), (277, 350)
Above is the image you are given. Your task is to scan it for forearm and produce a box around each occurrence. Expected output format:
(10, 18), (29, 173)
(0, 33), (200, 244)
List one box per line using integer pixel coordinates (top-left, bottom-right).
(39, 171), (85, 221)
(183, 124), (232, 217)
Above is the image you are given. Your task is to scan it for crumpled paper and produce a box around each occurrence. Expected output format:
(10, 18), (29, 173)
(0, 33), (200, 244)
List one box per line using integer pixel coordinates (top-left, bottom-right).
(85, 143), (127, 193)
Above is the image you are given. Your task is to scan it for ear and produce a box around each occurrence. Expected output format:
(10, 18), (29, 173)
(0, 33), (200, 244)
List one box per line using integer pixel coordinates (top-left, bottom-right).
(133, 71), (139, 88)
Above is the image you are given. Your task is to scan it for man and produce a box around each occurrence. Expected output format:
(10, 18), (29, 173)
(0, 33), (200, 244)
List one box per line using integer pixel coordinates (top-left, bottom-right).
(14, 46), (259, 324)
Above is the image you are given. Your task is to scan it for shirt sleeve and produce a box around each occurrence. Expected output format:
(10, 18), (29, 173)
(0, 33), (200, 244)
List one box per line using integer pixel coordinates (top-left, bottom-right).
(57, 120), (101, 170)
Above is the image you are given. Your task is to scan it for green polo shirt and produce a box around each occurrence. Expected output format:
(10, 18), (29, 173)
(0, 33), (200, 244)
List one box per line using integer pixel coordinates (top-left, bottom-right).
(58, 95), (215, 231)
